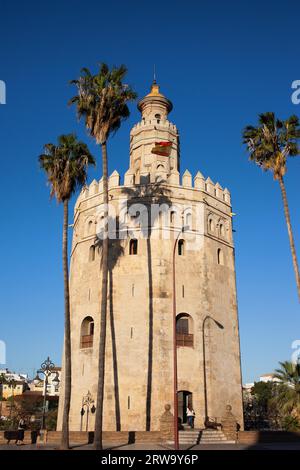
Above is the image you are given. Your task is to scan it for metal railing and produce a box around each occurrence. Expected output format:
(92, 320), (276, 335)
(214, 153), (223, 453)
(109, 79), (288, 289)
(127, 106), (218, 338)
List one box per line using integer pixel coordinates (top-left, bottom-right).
(80, 335), (94, 349)
(176, 333), (193, 347)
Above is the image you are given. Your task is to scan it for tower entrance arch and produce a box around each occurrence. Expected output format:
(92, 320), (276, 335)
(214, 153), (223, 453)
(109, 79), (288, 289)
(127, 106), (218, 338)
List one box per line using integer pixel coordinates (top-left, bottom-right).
(178, 390), (193, 425)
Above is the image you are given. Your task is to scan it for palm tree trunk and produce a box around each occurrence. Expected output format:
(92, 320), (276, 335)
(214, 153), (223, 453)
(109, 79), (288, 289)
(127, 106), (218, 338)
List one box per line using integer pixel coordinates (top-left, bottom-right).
(278, 176), (300, 302)
(146, 235), (153, 430)
(94, 142), (109, 450)
(61, 200), (71, 449)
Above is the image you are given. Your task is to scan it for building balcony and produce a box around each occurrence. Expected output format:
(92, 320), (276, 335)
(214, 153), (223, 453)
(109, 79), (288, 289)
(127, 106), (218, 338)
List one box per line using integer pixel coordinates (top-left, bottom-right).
(176, 333), (194, 347)
(80, 334), (94, 349)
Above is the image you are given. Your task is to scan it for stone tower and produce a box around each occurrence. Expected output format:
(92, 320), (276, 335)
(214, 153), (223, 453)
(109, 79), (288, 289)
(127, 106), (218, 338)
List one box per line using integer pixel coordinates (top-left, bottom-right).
(57, 81), (244, 432)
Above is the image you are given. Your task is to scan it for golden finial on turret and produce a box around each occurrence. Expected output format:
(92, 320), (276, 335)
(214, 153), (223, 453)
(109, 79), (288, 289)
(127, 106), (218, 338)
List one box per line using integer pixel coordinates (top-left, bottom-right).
(147, 80), (163, 97)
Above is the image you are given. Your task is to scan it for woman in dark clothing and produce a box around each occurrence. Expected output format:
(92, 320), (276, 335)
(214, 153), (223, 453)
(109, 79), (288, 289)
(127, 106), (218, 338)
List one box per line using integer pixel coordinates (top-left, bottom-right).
(15, 418), (25, 445)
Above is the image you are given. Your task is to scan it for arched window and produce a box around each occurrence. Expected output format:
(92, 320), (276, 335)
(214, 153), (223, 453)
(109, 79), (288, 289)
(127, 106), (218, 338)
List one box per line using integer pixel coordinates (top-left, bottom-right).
(80, 316), (94, 348)
(220, 223), (225, 237)
(157, 164), (164, 170)
(129, 239), (138, 255)
(176, 313), (193, 347)
(209, 218), (214, 232)
(217, 248), (224, 265)
(186, 212), (192, 230)
(89, 245), (95, 262)
(178, 239), (185, 256)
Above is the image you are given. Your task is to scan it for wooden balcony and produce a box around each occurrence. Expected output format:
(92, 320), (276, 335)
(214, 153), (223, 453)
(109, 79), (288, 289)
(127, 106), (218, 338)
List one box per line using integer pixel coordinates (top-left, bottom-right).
(80, 334), (94, 349)
(176, 333), (193, 347)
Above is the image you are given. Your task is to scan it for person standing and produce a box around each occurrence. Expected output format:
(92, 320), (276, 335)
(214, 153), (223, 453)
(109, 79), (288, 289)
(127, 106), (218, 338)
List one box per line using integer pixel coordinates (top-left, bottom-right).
(15, 417), (25, 445)
(186, 406), (195, 428)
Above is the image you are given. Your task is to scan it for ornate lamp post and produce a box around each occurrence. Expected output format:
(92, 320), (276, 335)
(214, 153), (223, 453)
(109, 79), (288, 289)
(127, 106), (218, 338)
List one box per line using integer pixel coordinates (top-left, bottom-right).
(80, 391), (96, 432)
(34, 356), (57, 429)
(202, 315), (224, 422)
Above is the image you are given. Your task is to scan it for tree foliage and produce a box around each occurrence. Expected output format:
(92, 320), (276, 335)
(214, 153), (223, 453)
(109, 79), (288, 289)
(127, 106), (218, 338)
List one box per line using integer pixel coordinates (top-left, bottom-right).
(69, 63), (137, 144)
(243, 112), (300, 179)
(39, 133), (95, 202)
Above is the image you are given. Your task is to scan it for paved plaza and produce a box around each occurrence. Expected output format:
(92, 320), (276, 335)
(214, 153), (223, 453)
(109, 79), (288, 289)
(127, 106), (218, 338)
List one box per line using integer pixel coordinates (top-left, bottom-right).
(1, 442), (300, 451)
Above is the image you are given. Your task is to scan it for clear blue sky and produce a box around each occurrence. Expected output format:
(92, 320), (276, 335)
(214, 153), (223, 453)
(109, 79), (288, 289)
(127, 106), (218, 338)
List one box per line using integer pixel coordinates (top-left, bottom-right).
(0, 0), (299, 382)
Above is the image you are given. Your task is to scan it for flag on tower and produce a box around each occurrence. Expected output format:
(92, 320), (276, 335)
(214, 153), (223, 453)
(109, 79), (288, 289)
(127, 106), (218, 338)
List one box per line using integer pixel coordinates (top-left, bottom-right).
(151, 141), (172, 156)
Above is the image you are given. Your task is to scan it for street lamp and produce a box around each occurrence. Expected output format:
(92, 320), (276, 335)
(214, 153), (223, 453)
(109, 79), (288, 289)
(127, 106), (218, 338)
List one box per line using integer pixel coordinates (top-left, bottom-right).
(202, 315), (224, 422)
(33, 374), (41, 386)
(80, 391), (95, 432)
(35, 356), (56, 429)
(52, 373), (60, 389)
(172, 221), (189, 450)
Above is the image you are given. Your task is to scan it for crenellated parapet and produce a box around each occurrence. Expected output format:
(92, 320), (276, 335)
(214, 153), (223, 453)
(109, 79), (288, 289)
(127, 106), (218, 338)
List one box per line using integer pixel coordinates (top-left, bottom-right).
(75, 168), (231, 209)
(130, 118), (177, 135)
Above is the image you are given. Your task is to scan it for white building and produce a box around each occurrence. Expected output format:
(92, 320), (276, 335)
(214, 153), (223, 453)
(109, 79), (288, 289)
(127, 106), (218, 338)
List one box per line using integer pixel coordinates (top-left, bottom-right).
(29, 367), (61, 397)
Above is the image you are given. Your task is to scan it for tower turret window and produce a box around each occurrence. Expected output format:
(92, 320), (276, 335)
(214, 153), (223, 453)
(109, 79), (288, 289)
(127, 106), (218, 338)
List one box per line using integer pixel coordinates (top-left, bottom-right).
(129, 239), (138, 255)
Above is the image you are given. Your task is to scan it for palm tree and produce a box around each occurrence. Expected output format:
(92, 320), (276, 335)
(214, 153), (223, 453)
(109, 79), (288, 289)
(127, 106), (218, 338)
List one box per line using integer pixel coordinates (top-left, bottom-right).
(272, 361), (300, 418)
(243, 112), (300, 301)
(0, 373), (7, 400)
(39, 134), (95, 449)
(69, 63), (137, 449)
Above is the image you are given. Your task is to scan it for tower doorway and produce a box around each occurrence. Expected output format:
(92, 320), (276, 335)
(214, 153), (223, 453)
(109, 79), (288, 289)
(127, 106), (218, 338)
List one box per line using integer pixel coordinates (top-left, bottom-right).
(177, 390), (193, 424)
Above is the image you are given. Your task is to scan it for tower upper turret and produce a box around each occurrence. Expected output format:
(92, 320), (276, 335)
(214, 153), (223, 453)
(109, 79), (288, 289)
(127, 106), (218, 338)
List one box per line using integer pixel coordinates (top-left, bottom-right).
(128, 81), (179, 184)
(137, 80), (173, 121)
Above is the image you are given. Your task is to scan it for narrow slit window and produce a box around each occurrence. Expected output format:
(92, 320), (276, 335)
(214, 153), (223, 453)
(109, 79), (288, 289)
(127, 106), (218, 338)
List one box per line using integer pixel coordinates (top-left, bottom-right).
(89, 245), (95, 262)
(217, 248), (224, 265)
(170, 211), (176, 225)
(178, 239), (185, 256)
(129, 239), (138, 255)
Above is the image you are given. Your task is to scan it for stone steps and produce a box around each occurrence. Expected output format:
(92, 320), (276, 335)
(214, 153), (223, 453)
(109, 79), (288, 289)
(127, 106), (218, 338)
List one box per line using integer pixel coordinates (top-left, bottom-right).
(199, 429), (235, 445)
(167, 429), (234, 446)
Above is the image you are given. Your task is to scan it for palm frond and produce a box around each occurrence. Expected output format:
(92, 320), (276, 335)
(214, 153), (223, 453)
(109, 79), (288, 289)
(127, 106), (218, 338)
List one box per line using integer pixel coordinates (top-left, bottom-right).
(242, 112), (300, 179)
(39, 133), (95, 203)
(69, 63), (137, 144)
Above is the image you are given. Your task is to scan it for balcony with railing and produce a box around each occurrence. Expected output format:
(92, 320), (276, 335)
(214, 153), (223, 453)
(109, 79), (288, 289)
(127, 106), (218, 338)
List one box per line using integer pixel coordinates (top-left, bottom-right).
(80, 334), (94, 349)
(176, 333), (193, 347)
